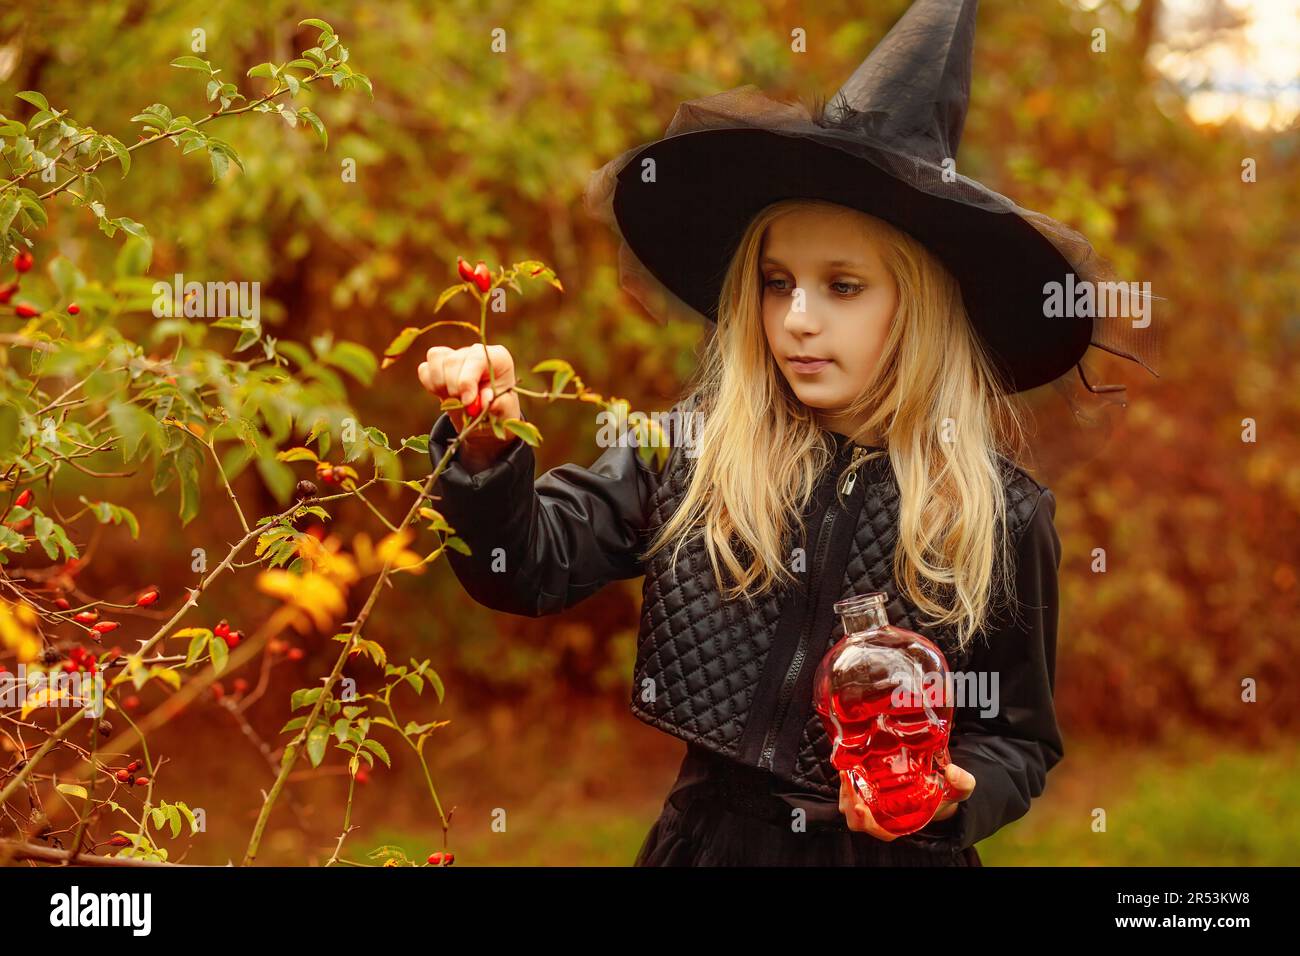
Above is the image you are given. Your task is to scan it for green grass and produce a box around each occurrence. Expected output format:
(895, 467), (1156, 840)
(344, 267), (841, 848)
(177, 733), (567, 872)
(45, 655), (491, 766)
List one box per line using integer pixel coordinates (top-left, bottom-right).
(364, 735), (1298, 866)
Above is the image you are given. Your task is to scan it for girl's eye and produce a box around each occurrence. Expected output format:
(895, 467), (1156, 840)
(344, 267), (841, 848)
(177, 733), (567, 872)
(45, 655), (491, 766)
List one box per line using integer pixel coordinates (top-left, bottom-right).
(764, 277), (863, 296)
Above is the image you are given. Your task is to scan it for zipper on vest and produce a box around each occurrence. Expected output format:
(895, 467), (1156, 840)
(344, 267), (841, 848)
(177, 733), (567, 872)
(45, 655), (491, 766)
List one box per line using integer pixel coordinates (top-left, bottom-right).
(759, 500), (839, 771)
(839, 445), (873, 496)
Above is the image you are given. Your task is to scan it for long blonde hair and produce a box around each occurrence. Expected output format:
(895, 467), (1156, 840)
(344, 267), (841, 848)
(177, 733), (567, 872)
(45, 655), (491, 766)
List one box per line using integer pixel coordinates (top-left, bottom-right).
(643, 198), (1031, 653)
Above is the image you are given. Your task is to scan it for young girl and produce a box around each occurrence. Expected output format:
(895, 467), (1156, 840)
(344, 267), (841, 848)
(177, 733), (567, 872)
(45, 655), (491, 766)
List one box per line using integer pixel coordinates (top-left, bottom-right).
(417, 0), (1155, 866)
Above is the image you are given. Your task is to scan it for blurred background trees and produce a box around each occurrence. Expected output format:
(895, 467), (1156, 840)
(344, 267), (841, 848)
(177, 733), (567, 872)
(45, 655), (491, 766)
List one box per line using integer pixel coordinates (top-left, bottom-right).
(1, 0), (1295, 863)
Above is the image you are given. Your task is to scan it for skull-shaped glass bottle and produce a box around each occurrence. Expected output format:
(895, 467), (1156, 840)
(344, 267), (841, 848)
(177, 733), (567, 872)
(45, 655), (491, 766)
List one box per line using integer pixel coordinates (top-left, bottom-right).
(812, 591), (959, 836)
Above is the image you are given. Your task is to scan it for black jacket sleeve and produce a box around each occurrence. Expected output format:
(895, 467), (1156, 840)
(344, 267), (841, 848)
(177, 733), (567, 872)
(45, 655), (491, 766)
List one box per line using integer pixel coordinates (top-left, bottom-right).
(909, 487), (1065, 851)
(426, 406), (677, 618)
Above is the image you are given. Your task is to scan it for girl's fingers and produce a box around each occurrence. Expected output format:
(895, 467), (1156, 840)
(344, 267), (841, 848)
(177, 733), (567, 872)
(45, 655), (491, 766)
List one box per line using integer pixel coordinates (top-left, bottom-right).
(418, 346), (453, 396)
(839, 769), (900, 841)
(944, 762), (976, 801)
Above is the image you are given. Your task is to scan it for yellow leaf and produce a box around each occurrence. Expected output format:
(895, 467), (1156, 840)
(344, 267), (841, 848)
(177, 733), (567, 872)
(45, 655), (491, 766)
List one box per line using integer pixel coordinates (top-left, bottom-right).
(0, 598), (41, 662)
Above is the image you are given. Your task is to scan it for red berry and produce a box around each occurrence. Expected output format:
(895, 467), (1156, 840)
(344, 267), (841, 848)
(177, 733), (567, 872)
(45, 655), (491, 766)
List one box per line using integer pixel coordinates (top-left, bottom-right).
(66, 303), (80, 315)
(134, 776), (149, 786)
(213, 619), (230, 639)
(13, 250), (33, 273)
(457, 257), (476, 284)
(465, 394), (483, 418)
(62, 660), (78, 673)
(73, 610), (98, 624)
(0, 281), (17, 303)
(124, 696), (140, 711)
(427, 851), (443, 865)
(54, 597), (70, 610)
(211, 682), (225, 700)
(472, 261), (492, 293)
(109, 835), (130, 847)
(92, 621), (120, 635)
(14, 489), (32, 508)
(116, 769), (130, 783)
(14, 302), (39, 318)
(287, 647), (304, 662)
(127, 760), (142, 773)
(224, 630), (241, 649)
(232, 677), (249, 694)
(135, 589), (159, 607)
(444, 850), (454, 865)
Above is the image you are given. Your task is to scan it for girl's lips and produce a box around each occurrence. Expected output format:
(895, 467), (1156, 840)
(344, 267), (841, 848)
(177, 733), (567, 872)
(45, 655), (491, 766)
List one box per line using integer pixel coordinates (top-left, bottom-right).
(789, 358), (832, 374)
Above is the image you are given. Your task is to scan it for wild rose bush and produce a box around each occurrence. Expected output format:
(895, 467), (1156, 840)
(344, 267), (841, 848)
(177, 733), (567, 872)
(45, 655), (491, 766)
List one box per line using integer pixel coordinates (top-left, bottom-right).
(0, 17), (665, 867)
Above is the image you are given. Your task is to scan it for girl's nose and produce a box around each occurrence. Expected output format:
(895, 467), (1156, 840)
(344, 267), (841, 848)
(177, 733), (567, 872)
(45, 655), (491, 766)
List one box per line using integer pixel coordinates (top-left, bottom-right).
(782, 293), (823, 334)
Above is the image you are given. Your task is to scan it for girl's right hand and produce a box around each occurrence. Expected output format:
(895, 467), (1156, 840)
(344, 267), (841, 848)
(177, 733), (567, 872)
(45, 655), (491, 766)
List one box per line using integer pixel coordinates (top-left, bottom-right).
(418, 344), (522, 469)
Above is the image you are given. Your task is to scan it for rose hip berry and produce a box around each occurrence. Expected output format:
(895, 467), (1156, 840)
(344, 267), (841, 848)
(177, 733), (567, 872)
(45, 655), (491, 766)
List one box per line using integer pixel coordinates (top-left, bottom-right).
(66, 303), (80, 315)
(13, 250), (34, 273)
(224, 629), (242, 649)
(116, 769), (131, 783)
(92, 621), (120, 635)
(135, 589), (159, 607)
(15, 489), (32, 508)
(213, 620), (230, 639)
(14, 302), (39, 318)
(456, 256), (475, 285)
(74, 610), (98, 624)
(472, 261), (492, 293)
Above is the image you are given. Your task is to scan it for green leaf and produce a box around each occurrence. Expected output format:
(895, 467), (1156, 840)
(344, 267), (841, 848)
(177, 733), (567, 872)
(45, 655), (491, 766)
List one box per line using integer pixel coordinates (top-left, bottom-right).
(170, 56), (213, 73)
(17, 91), (49, 111)
(103, 135), (130, 176)
(503, 419), (542, 447)
(299, 18), (335, 35)
(280, 715), (308, 734)
(0, 196), (20, 235)
(292, 687), (324, 710)
(115, 236), (152, 277)
(297, 108), (326, 148)
(306, 722), (329, 767)
(56, 783), (89, 800)
(184, 631), (208, 666)
(247, 63), (277, 80)
(208, 146), (229, 183)
(361, 738), (391, 767)
(208, 634), (229, 675)
(321, 341), (376, 384)
(382, 326), (423, 364)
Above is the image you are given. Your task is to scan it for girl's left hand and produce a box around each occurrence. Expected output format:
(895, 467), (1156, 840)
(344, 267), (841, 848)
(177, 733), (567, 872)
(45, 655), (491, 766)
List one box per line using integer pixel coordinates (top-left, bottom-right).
(838, 763), (976, 841)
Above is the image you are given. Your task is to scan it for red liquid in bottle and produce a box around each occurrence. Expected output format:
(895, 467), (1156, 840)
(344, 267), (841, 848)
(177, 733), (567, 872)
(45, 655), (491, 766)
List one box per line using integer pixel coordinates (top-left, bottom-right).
(813, 592), (958, 836)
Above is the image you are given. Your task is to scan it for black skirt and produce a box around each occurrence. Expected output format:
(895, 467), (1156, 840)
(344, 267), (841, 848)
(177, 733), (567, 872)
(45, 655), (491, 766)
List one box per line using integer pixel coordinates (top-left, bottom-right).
(634, 744), (981, 867)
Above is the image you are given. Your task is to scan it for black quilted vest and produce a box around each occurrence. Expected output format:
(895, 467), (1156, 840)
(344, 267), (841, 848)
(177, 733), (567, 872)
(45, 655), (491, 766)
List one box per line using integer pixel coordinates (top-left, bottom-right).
(629, 436), (1045, 799)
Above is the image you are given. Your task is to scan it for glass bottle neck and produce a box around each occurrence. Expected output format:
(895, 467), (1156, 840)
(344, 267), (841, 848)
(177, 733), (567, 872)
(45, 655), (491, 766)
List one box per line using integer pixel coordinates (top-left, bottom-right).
(839, 602), (889, 635)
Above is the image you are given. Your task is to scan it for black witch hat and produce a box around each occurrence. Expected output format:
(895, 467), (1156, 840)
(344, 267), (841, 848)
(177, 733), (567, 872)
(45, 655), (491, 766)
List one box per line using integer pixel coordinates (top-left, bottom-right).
(585, 0), (1159, 397)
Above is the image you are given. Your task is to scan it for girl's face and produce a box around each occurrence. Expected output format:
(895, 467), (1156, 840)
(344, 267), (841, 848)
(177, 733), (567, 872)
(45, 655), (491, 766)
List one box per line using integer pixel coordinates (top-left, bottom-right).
(760, 207), (898, 437)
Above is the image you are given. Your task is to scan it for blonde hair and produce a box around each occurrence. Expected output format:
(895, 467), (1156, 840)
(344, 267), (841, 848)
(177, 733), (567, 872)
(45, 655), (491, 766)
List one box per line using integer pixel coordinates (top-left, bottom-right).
(642, 198), (1031, 653)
